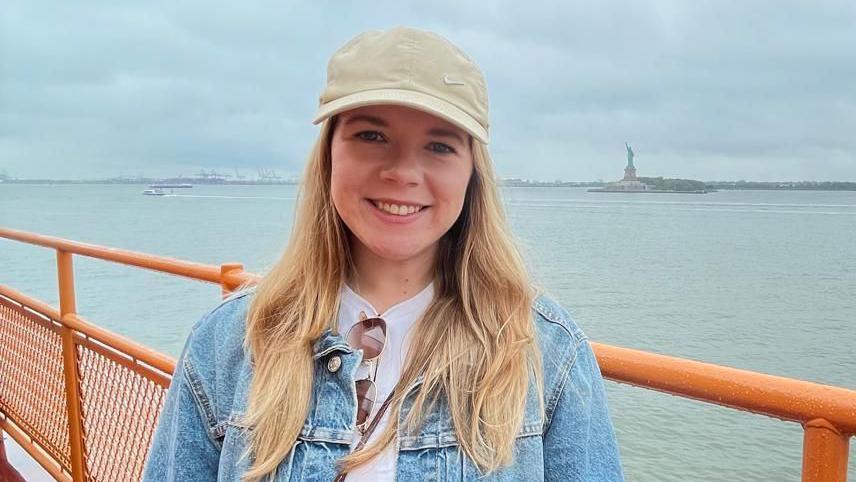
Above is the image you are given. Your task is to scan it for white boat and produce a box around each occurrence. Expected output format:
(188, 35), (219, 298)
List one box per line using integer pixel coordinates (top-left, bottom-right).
(142, 188), (166, 196)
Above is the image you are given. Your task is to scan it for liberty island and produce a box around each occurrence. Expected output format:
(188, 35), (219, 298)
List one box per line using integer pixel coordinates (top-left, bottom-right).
(588, 143), (710, 194)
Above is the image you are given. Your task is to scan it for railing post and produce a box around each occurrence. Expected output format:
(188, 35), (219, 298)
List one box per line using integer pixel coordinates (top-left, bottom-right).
(57, 250), (87, 481)
(802, 418), (849, 482)
(220, 262), (245, 298)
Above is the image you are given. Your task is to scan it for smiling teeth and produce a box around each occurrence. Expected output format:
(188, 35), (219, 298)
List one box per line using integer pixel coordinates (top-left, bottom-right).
(373, 201), (422, 216)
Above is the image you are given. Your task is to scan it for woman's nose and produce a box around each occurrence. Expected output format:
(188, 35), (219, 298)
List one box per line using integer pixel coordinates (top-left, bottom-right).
(379, 149), (423, 186)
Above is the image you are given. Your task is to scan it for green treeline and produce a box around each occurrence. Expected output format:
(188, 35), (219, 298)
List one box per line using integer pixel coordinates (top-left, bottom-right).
(637, 177), (708, 192)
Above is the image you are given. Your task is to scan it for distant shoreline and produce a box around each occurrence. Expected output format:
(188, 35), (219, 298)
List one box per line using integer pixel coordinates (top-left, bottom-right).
(2, 179), (855, 191)
(588, 188), (710, 194)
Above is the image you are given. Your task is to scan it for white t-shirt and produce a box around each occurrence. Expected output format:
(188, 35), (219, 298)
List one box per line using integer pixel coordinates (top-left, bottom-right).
(337, 281), (435, 482)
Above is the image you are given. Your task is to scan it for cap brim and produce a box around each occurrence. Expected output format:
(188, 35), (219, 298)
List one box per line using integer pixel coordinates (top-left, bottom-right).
(313, 88), (488, 144)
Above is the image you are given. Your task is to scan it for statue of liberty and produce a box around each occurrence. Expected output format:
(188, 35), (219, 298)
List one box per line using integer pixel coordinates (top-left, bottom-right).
(623, 142), (637, 181)
(625, 142), (635, 169)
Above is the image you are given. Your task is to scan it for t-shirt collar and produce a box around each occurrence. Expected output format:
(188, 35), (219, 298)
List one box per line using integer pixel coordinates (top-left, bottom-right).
(339, 280), (435, 328)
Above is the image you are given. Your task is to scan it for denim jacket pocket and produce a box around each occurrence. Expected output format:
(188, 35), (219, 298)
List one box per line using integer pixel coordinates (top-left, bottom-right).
(397, 385), (545, 482)
(218, 412), (299, 481)
(398, 428), (545, 481)
(220, 411), (355, 481)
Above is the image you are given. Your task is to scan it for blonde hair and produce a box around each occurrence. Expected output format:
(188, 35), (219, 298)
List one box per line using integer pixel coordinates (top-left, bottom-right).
(241, 118), (542, 481)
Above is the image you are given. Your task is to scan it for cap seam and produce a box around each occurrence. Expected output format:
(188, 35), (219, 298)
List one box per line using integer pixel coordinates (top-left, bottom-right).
(407, 34), (417, 90)
(314, 87), (487, 142)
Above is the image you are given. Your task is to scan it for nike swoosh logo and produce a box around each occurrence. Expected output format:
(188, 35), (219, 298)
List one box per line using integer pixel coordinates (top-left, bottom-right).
(443, 74), (465, 86)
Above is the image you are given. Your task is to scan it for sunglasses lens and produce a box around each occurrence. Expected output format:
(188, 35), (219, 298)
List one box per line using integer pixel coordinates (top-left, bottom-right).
(347, 317), (387, 360)
(354, 378), (378, 428)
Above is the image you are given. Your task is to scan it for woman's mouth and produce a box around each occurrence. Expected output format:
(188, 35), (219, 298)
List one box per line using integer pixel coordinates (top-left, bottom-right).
(369, 199), (428, 217)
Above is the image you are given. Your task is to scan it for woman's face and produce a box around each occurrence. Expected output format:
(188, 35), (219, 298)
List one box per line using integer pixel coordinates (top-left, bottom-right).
(330, 104), (474, 265)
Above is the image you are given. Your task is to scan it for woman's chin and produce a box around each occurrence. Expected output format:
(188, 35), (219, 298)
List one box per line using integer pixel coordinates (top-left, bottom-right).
(364, 240), (430, 263)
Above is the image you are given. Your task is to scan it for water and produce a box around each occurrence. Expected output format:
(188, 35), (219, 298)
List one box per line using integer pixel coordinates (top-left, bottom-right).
(2, 184), (855, 481)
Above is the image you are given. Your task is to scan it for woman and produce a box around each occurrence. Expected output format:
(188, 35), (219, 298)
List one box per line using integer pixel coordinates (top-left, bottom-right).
(143, 27), (623, 481)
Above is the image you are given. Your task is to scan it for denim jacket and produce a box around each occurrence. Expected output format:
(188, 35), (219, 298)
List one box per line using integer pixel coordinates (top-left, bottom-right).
(142, 289), (624, 481)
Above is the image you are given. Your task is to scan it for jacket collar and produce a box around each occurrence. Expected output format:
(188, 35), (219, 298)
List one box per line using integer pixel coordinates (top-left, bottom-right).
(311, 329), (353, 359)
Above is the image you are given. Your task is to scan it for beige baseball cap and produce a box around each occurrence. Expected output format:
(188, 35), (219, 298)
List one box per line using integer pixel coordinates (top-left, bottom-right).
(313, 27), (490, 144)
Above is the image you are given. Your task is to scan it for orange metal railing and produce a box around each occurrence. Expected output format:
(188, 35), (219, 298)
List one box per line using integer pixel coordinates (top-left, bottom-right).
(0, 228), (257, 481)
(1, 226), (854, 481)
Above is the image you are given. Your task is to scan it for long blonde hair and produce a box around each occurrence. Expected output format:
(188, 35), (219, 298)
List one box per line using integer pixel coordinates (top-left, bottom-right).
(241, 118), (541, 481)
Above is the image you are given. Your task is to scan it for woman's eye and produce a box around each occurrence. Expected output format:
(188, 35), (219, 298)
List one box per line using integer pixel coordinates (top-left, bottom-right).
(355, 131), (386, 142)
(428, 142), (456, 154)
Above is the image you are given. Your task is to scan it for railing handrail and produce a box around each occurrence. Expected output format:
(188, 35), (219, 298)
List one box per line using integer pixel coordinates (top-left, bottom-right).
(594, 342), (856, 434)
(0, 227), (259, 289)
(2, 226), (854, 481)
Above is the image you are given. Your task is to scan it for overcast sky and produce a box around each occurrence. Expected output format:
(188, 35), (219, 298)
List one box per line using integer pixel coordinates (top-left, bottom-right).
(2, 1), (854, 181)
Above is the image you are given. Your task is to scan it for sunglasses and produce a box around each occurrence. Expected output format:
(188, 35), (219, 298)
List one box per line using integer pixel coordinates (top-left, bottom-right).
(346, 312), (388, 433)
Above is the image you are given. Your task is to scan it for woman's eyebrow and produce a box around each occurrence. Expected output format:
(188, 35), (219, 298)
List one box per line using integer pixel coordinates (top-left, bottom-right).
(343, 115), (463, 144)
(427, 127), (465, 144)
(343, 114), (388, 127)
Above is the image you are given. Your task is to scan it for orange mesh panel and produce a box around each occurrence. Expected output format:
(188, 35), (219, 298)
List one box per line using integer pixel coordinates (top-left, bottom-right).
(0, 296), (72, 473)
(77, 339), (169, 482)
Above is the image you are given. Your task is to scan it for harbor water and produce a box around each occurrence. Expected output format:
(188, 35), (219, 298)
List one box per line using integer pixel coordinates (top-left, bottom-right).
(1, 184), (854, 481)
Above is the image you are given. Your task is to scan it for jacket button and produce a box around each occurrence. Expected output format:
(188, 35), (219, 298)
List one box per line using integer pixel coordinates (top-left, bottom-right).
(327, 355), (342, 373)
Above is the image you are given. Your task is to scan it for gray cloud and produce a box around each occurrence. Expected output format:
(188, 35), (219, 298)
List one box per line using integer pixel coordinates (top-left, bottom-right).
(1, 0), (854, 181)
